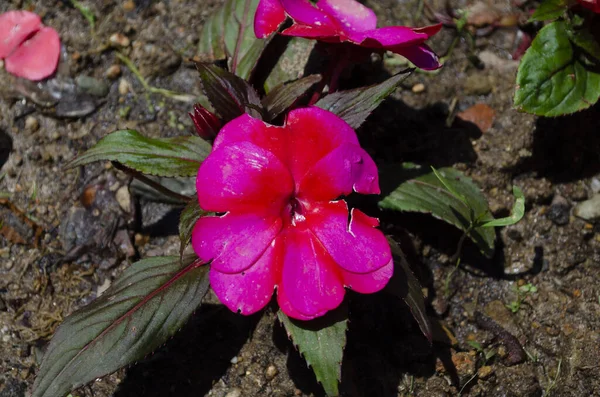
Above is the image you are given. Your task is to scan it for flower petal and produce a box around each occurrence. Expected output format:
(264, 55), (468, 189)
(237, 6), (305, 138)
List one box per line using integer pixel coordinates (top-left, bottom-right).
(340, 258), (393, 293)
(210, 238), (283, 315)
(277, 282), (321, 320)
(281, 23), (341, 39)
(317, 0), (377, 32)
(192, 212), (282, 273)
(5, 26), (60, 81)
(279, 228), (344, 318)
(308, 201), (391, 273)
(197, 141), (293, 213)
(0, 11), (41, 59)
(213, 114), (287, 164)
(355, 26), (430, 47)
(254, 0), (287, 38)
(286, 107), (359, 183)
(280, 0), (336, 28)
(389, 43), (441, 70)
(298, 142), (379, 201)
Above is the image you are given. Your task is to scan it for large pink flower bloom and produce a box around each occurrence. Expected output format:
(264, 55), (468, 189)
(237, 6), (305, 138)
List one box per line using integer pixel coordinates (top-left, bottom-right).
(192, 107), (393, 320)
(254, 0), (442, 70)
(0, 10), (60, 81)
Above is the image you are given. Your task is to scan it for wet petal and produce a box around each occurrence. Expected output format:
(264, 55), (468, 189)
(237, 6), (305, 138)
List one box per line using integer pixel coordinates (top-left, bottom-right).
(308, 201), (391, 273)
(210, 238), (283, 315)
(191, 212), (282, 273)
(388, 43), (442, 70)
(298, 142), (379, 201)
(5, 26), (60, 81)
(286, 107), (359, 184)
(213, 114), (287, 165)
(280, 228), (344, 318)
(280, 0), (336, 28)
(317, 0), (377, 32)
(341, 258), (393, 293)
(0, 11), (41, 59)
(197, 141), (293, 214)
(254, 0), (287, 38)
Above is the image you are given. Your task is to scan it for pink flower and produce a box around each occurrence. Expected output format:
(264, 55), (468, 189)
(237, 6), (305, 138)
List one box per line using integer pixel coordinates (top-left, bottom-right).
(189, 104), (221, 140)
(192, 107), (393, 320)
(254, 0), (442, 70)
(578, 0), (600, 12)
(0, 10), (60, 81)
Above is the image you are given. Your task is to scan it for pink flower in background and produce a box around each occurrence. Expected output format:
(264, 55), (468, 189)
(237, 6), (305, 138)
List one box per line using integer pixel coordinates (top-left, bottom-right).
(577, 0), (600, 12)
(192, 107), (392, 320)
(254, 0), (442, 70)
(0, 10), (60, 81)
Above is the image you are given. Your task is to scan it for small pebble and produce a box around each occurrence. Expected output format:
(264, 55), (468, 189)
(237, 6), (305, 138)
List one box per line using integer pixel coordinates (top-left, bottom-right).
(265, 364), (278, 380)
(105, 65), (122, 80)
(109, 33), (130, 48)
(119, 79), (131, 95)
(25, 116), (39, 132)
(230, 356), (239, 364)
(478, 365), (493, 379)
(412, 83), (426, 93)
(225, 388), (242, 397)
(574, 194), (600, 221)
(123, 0), (135, 12)
(116, 186), (132, 213)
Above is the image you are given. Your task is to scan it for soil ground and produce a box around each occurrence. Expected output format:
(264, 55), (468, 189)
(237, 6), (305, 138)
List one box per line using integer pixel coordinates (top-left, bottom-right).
(1, 1), (600, 396)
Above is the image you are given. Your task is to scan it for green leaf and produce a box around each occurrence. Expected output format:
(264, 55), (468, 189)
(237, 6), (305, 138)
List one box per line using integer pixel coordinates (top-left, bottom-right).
(277, 305), (348, 397)
(197, 0), (268, 80)
(315, 70), (412, 129)
(386, 238), (432, 342)
(262, 74), (322, 121)
(529, 0), (573, 22)
(264, 37), (316, 93)
(32, 256), (210, 397)
(379, 164), (496, 257)
(514, 21), (600, 117)
(482, 186), (525, 227)
(197, 63), (263, 122)
(179, 198), (206, 256)
(69, 130), (211, 177)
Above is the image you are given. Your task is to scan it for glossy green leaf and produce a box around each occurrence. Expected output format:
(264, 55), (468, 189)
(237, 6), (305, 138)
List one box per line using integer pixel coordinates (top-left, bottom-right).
(315, 70), (412, 129)
(386, 237), (432, 342)
(262, 74), (322, 120)
(277, 305), (348, 397)
(529, 0), (573, 22)
(379, 164), (496, 257)
(68, 130), (211, 177)
(197, 63), (263, 122)
(197, 0), (268, 80)
(179, 197), (206, 256)
(32, 256), (210, 397)
(482, 186), (525, 227)
(514, 21), (600, 116)
(264, 37), (316, 93)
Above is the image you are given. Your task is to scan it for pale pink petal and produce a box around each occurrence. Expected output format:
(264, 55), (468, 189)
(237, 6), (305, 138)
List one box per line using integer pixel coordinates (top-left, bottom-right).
(281, 23), (341, 39)
(210, 238), (283, 315)
(279, 228), (344, 317)
(355, 26), (430, 47)
(213, 114), (287, 164)
(280, 0), (336, 28)
(308, 201), (391, 273)
(340, 258), (393, 293)
(255, 0), (287, 38)
(317, 0), (377, 32)
(286, 107), (359, 184)
(196, 141), (293, 214)
(388, 43), (442, 70)
(5, 26), (60, 81)
(191, 212), (282, 273)
(0, 11), (41, 58)
(298, 142), (379, 201)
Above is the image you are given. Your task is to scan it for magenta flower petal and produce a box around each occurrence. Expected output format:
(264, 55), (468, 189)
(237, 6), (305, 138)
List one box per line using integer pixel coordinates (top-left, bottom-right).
(255, 0), (287, 38)
(0, 11), (41, 59)
(308, 202), (391, 274)
(210, 238), (282, 315)
(192, 213), (282, 274)
(280, 0), (336, 28)
(286, 107), (358, 183)
(281, 23), (341, 39)
(298, 143), (379, 201)
(5, 26), (60, 81)
(213, 114), (287, 165)
(280, 228), (344, 318)
(390, 43), (441, 70)
(357, 26), (431, 47)
(317, 0), (377, 32)
(277, 282), (322, 320)
(197, 141), (293, 214)
(341, 258), (393, 293)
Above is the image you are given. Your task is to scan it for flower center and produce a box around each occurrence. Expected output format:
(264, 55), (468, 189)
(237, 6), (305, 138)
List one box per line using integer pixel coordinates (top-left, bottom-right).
(285, 196), (307, 226)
